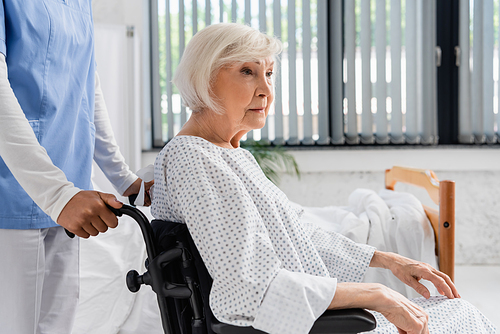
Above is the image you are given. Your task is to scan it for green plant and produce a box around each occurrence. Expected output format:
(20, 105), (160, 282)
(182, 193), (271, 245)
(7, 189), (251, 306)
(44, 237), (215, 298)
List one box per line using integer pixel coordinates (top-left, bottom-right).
(241, 140), (300, 186)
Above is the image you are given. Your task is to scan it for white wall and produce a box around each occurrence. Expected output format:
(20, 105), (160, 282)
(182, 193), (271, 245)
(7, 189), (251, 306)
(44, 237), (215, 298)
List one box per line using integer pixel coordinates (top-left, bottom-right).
(92, 0), (152, 151)
(93, 0), (144, 32)
(93, 2), (500, 266)
(276, 148), (500, 266)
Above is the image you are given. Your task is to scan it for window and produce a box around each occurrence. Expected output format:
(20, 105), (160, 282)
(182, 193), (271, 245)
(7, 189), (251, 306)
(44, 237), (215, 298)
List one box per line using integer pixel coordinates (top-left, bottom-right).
(151, 0), (328, 146)
(148, 0), (500, 148)
(337, 0), (437, 145)
(456, 0), (500, 144)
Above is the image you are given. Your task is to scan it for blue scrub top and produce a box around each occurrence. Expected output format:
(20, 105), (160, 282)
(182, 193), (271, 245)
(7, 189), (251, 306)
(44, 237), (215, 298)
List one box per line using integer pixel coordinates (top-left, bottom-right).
(0, 0), (96, 229)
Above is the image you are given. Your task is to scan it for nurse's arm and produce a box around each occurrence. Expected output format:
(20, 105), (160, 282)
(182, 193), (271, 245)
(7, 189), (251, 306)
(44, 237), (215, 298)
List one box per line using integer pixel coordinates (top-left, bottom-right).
(92, 71), (140, 197)
(0, 53), (119, 237)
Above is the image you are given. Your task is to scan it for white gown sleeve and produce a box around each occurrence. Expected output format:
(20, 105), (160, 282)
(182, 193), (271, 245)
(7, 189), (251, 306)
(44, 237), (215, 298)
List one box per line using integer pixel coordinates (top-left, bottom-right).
(181, 187), (337, 334)
(93, 72), (138, 195)
(0, 54), (80, 222)
(253, 269), (337, 334)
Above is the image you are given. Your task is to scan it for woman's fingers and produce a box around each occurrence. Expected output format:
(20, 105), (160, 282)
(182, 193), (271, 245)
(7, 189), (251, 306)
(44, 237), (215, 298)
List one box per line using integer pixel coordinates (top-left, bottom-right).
(409, 279), (431, 299)
(435, 269), (460, 298)
(403, 299), (429, 334)
(415, 266), (459, 299)
(382, 252), (460, 299)
(376, 288), (429, 334)
(408, 301), (429, 326)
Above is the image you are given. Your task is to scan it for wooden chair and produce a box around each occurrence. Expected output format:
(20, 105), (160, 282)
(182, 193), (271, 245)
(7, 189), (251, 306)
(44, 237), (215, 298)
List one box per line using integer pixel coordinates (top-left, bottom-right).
(385, 166), (455, 282)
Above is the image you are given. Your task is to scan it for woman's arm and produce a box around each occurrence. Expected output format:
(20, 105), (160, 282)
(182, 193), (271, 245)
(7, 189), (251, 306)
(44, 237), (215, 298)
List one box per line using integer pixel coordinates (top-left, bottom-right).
(329, 282), (429, 334)
(327, 250), (460, 333)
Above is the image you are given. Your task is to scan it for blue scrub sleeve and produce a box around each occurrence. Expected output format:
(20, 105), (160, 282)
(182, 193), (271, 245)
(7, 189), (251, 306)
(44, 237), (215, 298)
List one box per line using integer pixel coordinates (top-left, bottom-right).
(0, 1), (5, 56)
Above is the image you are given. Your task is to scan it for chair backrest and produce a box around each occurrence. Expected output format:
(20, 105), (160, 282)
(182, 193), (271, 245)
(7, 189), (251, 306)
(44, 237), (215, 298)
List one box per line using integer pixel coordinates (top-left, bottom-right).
(151, 219), (215, 334)
(385, 166), (455, 281)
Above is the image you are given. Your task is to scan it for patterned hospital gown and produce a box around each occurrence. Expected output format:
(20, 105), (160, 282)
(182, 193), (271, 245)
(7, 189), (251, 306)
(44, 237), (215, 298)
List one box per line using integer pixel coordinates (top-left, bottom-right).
(151, 136), (496, 334)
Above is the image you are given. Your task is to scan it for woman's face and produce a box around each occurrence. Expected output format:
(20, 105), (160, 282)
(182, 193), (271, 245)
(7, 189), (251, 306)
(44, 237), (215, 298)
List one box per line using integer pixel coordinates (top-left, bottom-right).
(211, 57), (274, 132)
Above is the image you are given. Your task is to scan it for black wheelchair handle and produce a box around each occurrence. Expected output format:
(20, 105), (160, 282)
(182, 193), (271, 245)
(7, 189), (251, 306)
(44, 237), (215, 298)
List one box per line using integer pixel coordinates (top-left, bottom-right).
(65, 229), (75, 238)
(106, 202), (159, 259)
(106, 203), (123, 217)
(66, 202), (158, 258)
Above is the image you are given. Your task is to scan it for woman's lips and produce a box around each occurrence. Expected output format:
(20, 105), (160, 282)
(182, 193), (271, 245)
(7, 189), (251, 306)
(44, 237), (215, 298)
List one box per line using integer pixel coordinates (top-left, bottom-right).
(249, 108), (265, 113)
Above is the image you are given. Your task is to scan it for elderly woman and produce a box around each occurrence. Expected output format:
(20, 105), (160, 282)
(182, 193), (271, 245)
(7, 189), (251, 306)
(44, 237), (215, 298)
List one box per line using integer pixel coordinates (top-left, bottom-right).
(151, 23), (495, 334)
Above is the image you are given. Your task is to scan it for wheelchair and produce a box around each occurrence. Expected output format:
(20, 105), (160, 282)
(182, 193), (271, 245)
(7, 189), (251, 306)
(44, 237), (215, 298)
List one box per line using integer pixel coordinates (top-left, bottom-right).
(111, 204), (376, 334)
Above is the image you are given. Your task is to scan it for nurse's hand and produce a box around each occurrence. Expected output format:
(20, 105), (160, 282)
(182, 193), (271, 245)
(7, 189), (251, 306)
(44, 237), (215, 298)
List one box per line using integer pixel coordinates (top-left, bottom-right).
(123, 177), (154, 206)
(57, 191), (123, 238)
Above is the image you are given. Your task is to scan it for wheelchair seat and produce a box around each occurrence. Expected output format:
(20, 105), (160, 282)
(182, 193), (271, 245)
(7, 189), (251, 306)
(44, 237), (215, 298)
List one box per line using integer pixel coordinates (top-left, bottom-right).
(113, 204), (376, 334)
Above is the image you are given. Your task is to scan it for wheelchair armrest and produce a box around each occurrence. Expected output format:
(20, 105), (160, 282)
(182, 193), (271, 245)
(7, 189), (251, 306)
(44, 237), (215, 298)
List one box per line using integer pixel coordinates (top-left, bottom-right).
(211, 308), (376, 334)
(310, 309), (376, 333)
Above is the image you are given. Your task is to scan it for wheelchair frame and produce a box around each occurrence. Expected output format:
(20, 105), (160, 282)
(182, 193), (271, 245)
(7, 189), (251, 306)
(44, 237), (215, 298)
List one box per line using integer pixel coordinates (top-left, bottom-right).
(109, 205), (376, 334)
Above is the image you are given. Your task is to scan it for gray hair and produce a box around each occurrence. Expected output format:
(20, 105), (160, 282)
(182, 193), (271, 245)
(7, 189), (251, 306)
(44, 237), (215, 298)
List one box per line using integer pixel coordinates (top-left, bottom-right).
(172, 23), (282, 113)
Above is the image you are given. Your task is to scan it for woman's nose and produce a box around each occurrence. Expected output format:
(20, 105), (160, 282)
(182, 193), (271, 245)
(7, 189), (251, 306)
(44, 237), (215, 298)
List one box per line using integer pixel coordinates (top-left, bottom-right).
(256, 76), (272, 97)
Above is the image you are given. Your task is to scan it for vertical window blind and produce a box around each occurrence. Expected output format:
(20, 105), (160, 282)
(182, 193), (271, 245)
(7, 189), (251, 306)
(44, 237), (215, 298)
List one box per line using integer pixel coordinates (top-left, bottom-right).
(340, 0), (438, 145)
(458, 0), (500, 144)
(151, 0), (438, 147)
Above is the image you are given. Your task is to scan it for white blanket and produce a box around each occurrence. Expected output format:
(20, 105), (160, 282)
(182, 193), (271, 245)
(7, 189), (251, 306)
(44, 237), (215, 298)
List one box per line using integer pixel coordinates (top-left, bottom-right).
(299, 188), (438, 298)
(73, 188), (438, 333)
(72, 214), (149, 334)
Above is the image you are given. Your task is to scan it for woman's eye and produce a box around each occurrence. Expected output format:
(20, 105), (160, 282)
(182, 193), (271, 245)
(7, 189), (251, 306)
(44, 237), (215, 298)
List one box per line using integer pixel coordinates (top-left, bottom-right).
(266, 71), (274, 78)
(242, 68), (252, 75)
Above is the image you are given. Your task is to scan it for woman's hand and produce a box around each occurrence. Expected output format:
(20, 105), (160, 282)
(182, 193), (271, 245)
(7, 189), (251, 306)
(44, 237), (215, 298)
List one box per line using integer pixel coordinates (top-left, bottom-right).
(370, 251), (460, 299)
(371, 285), (429, 334)
(123, 178), (154, 206)
(329, 283), (429, 334)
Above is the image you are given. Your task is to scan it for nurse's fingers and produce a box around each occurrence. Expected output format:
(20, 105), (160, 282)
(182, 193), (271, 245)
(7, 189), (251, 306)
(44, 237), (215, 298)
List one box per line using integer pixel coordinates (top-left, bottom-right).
(97, 192), (122, 229)
(57, 191), (122, 238)
(82, 223), (100, 237)
(72, 228), (91, 239)
(90, 217), (109, 234)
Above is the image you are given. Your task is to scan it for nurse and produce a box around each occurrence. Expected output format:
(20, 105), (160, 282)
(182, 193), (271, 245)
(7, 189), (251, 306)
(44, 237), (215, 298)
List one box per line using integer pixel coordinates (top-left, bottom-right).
(0, 1), (149, 333)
